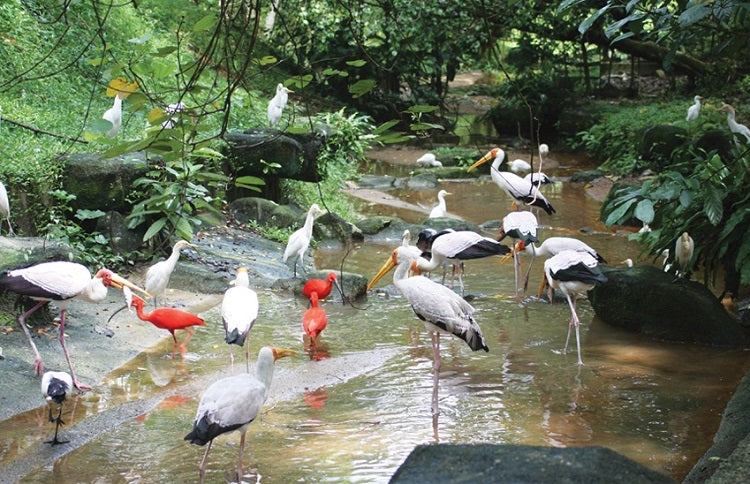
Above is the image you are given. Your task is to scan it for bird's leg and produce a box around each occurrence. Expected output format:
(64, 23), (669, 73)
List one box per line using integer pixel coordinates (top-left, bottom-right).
(458, 263), (465, 296)
(58, 310), (91, 391)
(564, 294), (584, 365)
(237, 430), (249, 482)
(431, 332), (441, 417)
(168, 332), (178, 360)
(513, 251), (521, 299)
(245, 342), (250, 373)
(48, 405), (69, 445)
(179, 328), (195, 357)
(198, 440), (213, 484)
(229, 347), (235, 372)
(522, 250), (536, 293)
(18, 301), (48, 376)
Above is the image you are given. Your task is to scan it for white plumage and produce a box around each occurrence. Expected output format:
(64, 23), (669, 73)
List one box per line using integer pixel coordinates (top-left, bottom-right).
(524, 172), (552, 186)
(428, 189), (451, 218)
(0, 180), (14, 235)
(720, 103), (750, 142)
(267, 83), (293, 127)
(498, 211), (538, 297)
(41, 370), (73, 445)
(508, 159), (531, 174)
(222, 267), (259, 371)
(468, 148), (555, 215)
(544, 250), (607, 365)
(416, 153), (443, 167)
(675, 231), (694, 278)
(145, 240), (196, 305)
(283, 203), (325, 277)
(161, 101), (186, 129)
(185, 346), (296, 482)
(686, 95), (702, 122)
(102, 94), (123, 138)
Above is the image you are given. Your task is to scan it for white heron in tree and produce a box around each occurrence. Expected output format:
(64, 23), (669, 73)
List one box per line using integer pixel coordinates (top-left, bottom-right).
(41, 370), (73, 445)
(414, 229), (510, 293)
(102, 94), (123, 138)
(367, 246), (488, 416)
(283, 203), (326, 278)
(145, 240), (196, 306)
(222, 267), (259, 371)
(416, 153), (443, 167)
(0, 180), (13, 235)
(497, 210), (538, 297)
(468, 148), (556, 215)
(267, 83), (293, 127)
(543, 250), (608, 365)
(185, 346), (297, 483)
(0, 262), (150, 390)
(686, 95), (703, 122)
(428, 189), (451, 218)
(674, 232), (695, 278)
(719, 103), (750, 143)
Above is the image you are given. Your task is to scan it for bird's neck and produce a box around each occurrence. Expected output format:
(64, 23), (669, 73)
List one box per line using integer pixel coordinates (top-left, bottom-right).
(235, 272), (250, 288)
(302, 210), (316, 235)
(164, 247), (183, 269)
(135, 303), (151, 320)
(77, 279), (108, 303)
(393, 260), (412, 283)
(416, 255), (439, 272)
(255, 356), (275, 395)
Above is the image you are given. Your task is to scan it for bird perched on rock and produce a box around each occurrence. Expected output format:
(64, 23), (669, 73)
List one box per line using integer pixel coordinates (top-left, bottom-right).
(686, 95), (702, 122)
(185, 346), (297, 483)
(283, 203), (325, 278)
(222, 267), (258, 371)
(416, 153), (443, 167)
(41, 370), (73, 445)
(267, 83), (293, 127)
(719, 103), (750, 143)
(302, 272), (339, 305)
(145, 240), (196, 306)
(0, 180), (14, 235)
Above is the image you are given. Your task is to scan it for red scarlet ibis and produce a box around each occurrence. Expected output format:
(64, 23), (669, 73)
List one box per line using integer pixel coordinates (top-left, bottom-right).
(0, 262), (150, 390)
(302, 272), (339, 304)
(267, 83), (293, 127)
(428, 190), (451, 218)
(112, 294), (205, 359)
(686, 95), (702, 122)
(675, 232), (695, 278)
(543, 250), (607, 365)
(0, 180), (13, 235)
(416, 153), (443, 167)
(367, 246), (488, 416)
(185, 346), (297, 483)
(283, 203), (325, 278)
(102, 94), (123, 138)
(468, 148), (555, 215)
(720, 103), (750, 142)
(145, 239), (196, 306)
(222, 267), (258, 370)
(41, 370), (73, 445)
(302, 292), (328, 353)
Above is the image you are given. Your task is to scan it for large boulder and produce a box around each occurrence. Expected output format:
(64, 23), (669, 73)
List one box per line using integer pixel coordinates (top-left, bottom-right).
(589, 266), (747, 345)
(391, 444), (672, 483)
(0, 237), (70, 273)
(228, 197), (303, 228)
(314, 212), (364, 243)
(273, 269), (368, 301)
(95, 211), (146, 254)
(60, 152), (150, 213)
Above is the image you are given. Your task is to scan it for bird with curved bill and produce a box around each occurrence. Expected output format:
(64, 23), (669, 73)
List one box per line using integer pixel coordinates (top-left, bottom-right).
(0, 261), (150, 390)
(185, 346), (297, 483)
(302, 272), (341, 306)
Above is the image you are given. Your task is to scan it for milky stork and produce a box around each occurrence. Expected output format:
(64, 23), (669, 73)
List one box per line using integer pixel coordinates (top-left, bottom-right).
(222, 267), (259, 371)
(497, 211), (538, 297)
(41, 370), (73, 445)
(283, 203), (325, 278)
(428, 189), (451, 219)
(367, 246), (488, 416)
(267, 83), (294, 127)
(543, 250), (608, 365)
(414, 229), (510, 293)
(185, 346), (297, 483)
(145, 239), (196, 306)
(0, 261), (150, 390)
(468, 148), (555, 215)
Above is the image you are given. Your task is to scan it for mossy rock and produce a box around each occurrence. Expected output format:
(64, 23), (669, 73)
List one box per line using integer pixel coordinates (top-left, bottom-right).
(356, 217), (424, 243)
(358, 174), (395, 189)
(228, 197), (303, 228)
(95, 211), (145, 254)
(355, 216), (398, 235)
(589, 266), (747, 345)
(314, 212), (364, 243)
(420, 218), (483, 234)
(695, 128), (733, 161)
(570, 169), (606, 183)
(406, 173), (438, 189)
(281, 269), (368, 301)
(0, 237), (71, 273)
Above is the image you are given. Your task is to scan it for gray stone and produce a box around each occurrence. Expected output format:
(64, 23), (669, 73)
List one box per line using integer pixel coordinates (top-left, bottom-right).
(314, 212), (364, 243)
(589, 266), (747, 345)
(0, 237), (71, 273)
(358, 174), (396, 189)
(272, 269), (368, 301)
(406, 173), (438, 189)
(60, 152), (150, 213)
(390, 444), (673, 483)
(412, 166), (476, 179)
(95, 211), (145, 254)
(570, 169), (606, 183)
(228, 197), (303, 228)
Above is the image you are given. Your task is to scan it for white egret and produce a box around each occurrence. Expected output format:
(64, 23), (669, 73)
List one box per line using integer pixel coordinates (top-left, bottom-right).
(508, 159), (532, 174)
(102, 94), (123, 138)
(428, 189), (451, 218)
(185, 346), (297, 483)
(686, 95), (702, 122)
(267, 83), (293, 127)
(0, 180), (14, 235)
(416, 153), (443, 167)
(719, 103), (750, 142)
(145, 240), (197, 306)
(283, 203), (325, 278)
(675, 232), (694, 278)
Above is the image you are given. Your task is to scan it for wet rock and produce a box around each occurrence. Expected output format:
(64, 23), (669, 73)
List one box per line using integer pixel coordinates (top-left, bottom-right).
(406, 173), (438, 189)
(355, 216), (398, 235)
(96, 211), (145, 254)
(356, 217), (424, 244)
(0, 237), (71, 272)
(314, 212), (364, 243)
(228, 197), (303, 228)
(570, 169), (606, 184)
(170, 261), (231, 294)
(272, 269), (368, 301)
(391, 444), (673, 483)
(412, 166), (475, 179)
(589, 266), (747, 345)
(358, 174), (395, 189)
(60, 152), (150, 213)
(420, 218), (483, 234)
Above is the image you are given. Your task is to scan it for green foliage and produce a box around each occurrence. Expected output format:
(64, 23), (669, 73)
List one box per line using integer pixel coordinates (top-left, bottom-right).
(601, 146), (750, 289)
(245, 220), (292, 244)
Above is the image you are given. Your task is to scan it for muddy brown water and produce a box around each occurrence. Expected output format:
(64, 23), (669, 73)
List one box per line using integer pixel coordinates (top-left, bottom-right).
(1, 148), (748, 482)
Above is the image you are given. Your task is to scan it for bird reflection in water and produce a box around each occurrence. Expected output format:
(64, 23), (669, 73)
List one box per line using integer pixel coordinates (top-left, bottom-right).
(303, 387), (329, 410)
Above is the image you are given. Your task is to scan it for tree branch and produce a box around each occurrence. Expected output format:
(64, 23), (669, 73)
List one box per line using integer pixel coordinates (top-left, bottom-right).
(1, 117), (88, 144)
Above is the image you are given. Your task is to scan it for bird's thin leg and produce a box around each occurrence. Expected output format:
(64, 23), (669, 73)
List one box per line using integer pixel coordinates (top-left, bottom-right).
(49, 405), (69, 445)
(168, 333), (178, 360)
(513, 251), (521, 297)
(522, 249), (536, 293)
(245, 342), (250, 373)
(6, 217), (14, 236)
(18, 301), (48, 376)
(229, 347), (235, 372)
(564, 294), (584, 365)
(458, 263), (465, 295)
(431, 332), (441, 417)
(198, 440), (213, 484)
(237, 430), (247, 482)
(179, 328), (195, 357)
(58, 310), (91, 391)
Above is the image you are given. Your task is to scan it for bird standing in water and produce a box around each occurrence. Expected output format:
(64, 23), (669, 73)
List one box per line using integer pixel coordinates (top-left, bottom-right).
(145, 240), (196, 306)
(41, 370), (73, 445)
(302, 292), (328, 354)
(222, 267), (258, 371)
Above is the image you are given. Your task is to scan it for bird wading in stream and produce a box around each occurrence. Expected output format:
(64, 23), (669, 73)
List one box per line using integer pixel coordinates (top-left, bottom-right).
(0, 262), (150, 390)
(41, 370), (73, 445)
(185, 346), (297, 483)
(283, 203), (326, 278)
(145, 240), (196, 306)
(222, 267), (259, 371)
(302, 292), (328, 354)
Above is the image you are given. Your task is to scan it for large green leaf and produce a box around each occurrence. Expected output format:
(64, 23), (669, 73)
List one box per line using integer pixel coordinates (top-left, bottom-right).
(634, 199), (654, 224)
(349, 79), (377, 98)
(143, 218), (167, 242)
(703, 186), (724, 225)
(579, 6), (610, 34)
(604, 197), (638, 226)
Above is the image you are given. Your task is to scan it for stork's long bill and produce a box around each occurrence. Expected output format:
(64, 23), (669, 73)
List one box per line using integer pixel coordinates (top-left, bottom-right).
(271, 347), (298, 361)
(366, 250), (398, 292)
(97, 269), (152, 299)
(467, 150), (496, 173)
(499, 240), (525, 265)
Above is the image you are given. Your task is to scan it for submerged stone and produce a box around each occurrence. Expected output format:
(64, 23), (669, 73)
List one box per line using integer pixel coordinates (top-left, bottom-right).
(589, 266), (747, 345)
